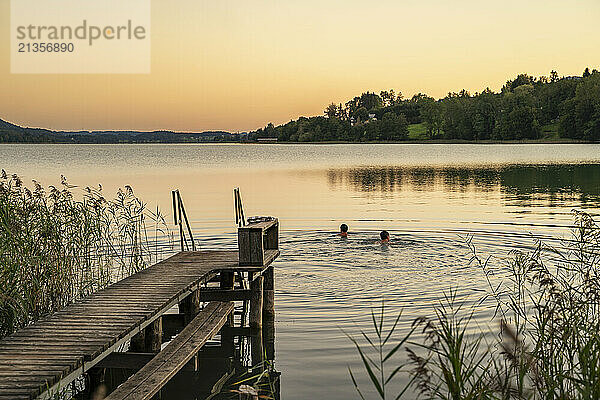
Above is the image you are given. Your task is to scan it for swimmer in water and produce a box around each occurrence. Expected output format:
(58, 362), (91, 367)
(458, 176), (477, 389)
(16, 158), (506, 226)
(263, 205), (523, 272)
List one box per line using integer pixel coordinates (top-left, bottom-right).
(338, 224), (349, 237)
(378, 230), (391, 244)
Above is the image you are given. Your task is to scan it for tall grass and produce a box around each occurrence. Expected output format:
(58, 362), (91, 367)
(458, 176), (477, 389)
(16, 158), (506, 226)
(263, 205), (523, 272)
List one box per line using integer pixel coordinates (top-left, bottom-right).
(350, 211), (600, 400)
(0, 172), (172, 338)
(345, 303), (416, 400)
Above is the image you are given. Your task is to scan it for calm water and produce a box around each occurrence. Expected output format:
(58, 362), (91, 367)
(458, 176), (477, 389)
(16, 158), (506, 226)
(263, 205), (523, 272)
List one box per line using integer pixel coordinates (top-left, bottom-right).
(3, 144), (600, 399)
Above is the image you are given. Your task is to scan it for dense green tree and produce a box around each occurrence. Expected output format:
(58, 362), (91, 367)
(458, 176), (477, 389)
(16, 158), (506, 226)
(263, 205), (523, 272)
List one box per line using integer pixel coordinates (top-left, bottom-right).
(250, 69), (599, 143)
(324, 103), (338, 119)
(471, 88), (498, 140)
(420, 97), (443, 138)
(536, 77), (578, 124)
(559, 72), (600, 140)
(355, 107), (369, 122)
(264, 123), (276, 138)
(583, 68), (591, 78)
(442, 92), (474, 140)
(496, 85), (541, 140)
(345, 92), (383, 119)
(379, 112), (409, 140)
(503, 74), (537, 93)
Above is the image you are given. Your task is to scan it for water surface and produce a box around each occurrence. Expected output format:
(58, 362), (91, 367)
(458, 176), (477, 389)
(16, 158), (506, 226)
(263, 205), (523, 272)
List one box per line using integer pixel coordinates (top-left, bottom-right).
(2, 144), (600, 398)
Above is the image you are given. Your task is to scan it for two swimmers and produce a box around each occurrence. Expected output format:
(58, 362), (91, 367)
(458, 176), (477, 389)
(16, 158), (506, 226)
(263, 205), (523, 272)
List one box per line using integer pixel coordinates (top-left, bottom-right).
(338, 224), (391, 244)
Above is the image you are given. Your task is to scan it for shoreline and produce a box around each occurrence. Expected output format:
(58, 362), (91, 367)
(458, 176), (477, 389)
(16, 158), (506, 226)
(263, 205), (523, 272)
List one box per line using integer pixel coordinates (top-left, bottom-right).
(0, 138), (598, 145)
(258, 138), (597, 145)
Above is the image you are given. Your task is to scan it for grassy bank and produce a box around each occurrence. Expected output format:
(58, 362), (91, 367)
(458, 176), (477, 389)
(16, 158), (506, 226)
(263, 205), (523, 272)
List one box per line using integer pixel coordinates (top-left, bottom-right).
(0, 172), (172, 338)
(408, 123), (428, 140)
(350, 211), (600, 399)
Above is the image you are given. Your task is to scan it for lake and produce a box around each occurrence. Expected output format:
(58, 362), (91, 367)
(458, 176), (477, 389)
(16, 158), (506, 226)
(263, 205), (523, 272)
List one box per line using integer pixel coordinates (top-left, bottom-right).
(3, 143), (600, 399)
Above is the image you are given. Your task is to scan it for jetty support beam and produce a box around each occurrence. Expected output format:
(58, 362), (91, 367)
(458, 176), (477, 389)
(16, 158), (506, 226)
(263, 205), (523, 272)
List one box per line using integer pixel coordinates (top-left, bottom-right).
(130, 317), (163, 353)
(180, 289), (202, 324)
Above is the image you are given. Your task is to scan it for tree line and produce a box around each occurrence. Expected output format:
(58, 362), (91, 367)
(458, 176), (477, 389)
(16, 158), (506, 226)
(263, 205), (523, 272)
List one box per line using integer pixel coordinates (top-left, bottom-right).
(252, 68), (600, 142)
(0, 118), (246, 143)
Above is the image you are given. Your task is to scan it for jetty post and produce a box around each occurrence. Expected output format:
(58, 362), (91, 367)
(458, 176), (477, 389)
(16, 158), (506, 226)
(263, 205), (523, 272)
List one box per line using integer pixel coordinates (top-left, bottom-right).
(263, 265), (276, 361)
(238, 218), (279, 366)
(180, 289), (202, 324)
(129, 317), (163, 353)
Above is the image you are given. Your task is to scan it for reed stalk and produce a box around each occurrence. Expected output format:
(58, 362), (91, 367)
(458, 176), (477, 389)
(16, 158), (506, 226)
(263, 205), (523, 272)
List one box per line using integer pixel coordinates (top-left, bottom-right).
(0, 172), (172, 338)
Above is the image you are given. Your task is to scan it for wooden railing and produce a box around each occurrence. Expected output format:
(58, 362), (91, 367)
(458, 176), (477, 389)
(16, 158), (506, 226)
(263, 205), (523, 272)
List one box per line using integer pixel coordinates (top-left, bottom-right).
(171, 189), (196, 251)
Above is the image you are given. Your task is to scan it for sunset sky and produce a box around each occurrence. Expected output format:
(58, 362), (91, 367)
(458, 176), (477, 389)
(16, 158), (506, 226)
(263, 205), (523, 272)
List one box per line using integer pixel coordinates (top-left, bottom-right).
(1, 0), (599, 132)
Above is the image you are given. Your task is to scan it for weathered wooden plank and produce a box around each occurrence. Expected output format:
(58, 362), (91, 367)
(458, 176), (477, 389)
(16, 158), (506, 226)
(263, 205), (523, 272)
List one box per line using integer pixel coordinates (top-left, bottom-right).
(0, 343), (101, 351)
(0, 345), (103, 360)
(0, 376), (55, 386)
(0, 353), (82, 361)
(8, 326), (129, 338)
(239, 220), (278, 231)
(105, 302), (234, 400)
(19, 319), (135, 328)
(238, 228), (264, 266)
(10, 327), (133, 338)
(64, 303), (164, 310)
(50, 309), (150, 318)
(74, 299), (172, 305)
(1, 335), (114, 345)
(0, 388), (36, 398)
(43, 314), (144, 322)
(0, 395), (32, 400)
(0, 367), (71, 377)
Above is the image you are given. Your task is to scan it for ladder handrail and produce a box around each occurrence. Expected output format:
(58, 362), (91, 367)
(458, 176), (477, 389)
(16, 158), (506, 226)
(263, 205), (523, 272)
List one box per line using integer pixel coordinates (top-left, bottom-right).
(171, 189), (197, 252)
(234, 188), (246, 228)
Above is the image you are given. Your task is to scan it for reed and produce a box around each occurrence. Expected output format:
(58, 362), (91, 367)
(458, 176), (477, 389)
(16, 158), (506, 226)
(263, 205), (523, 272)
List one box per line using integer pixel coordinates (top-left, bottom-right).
(344, 302), (416, 400)
(0, 172), (172, 338)
(350, 211), (600, 399)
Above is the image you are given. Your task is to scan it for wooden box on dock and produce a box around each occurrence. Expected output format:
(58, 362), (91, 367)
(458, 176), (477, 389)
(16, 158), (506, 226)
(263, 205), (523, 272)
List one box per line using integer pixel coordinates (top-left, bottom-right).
(238, 218), (279, 266)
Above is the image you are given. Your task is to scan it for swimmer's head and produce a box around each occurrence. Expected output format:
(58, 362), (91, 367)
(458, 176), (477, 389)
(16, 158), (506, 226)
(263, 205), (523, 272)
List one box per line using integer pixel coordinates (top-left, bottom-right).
(340, 224), (349, 233)
(380, 230), (390, 241)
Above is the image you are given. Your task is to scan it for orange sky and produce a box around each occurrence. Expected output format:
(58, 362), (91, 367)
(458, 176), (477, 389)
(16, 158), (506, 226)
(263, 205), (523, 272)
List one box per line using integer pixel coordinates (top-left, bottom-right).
(1, 0), (599, 132)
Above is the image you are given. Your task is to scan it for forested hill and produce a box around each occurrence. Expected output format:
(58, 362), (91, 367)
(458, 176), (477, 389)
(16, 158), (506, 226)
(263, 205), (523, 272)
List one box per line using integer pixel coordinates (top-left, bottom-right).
(252, 68), (600, 142)
(0, 119), (55, 143)
(0, 121), (243, 143)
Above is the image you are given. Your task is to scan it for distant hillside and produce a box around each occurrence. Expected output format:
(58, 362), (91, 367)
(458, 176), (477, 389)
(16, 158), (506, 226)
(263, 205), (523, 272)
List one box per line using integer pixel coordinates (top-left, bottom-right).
(0, 119), (55, 143)
(0, 119), (247, 143)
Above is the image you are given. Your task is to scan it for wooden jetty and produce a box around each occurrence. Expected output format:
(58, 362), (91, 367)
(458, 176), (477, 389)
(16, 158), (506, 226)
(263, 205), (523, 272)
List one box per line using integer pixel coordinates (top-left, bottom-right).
(0, 218), (280, 400)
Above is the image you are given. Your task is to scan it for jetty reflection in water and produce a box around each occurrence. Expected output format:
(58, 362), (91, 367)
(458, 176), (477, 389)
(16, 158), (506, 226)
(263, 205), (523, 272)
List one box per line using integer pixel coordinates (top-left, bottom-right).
(85, 312), (280, 400)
